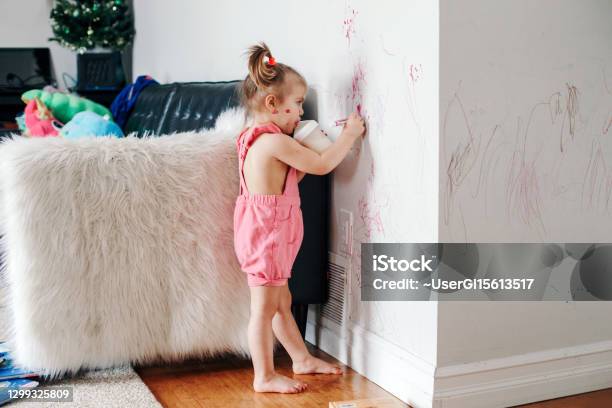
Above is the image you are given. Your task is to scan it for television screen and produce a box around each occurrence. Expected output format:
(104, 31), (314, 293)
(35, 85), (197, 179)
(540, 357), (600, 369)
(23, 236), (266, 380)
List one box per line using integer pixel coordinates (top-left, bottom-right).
(0, 48), (53, 90)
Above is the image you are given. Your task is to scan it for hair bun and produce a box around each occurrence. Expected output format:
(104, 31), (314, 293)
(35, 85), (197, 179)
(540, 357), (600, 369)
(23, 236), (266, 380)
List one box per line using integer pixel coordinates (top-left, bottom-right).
(246, 41), (277, 89)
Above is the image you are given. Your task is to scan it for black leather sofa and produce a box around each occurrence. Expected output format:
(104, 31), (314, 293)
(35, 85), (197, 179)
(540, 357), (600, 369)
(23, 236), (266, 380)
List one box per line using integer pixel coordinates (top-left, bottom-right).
(123, 80), (329, 338)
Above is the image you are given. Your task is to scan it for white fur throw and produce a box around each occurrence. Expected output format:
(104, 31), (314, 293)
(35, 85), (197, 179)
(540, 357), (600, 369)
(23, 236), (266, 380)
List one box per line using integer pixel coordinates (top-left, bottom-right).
(0, 107), (254, 378)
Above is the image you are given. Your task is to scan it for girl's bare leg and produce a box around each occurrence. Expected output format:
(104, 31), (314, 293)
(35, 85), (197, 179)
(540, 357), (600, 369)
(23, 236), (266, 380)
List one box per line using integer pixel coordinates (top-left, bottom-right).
(271, 285), (343, 375)
(249, 285), (308, 393)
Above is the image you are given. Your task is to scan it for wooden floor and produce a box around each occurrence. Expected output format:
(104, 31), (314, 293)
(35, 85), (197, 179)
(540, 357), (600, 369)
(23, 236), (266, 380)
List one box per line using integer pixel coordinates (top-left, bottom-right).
(135, 342), (408, 408)
(136, 342), (612, 408)
(517, 387), (612, 408)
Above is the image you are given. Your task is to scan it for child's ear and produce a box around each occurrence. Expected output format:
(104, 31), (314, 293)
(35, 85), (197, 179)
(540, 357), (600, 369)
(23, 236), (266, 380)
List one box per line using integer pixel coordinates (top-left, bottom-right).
(264, 94), (277, 112)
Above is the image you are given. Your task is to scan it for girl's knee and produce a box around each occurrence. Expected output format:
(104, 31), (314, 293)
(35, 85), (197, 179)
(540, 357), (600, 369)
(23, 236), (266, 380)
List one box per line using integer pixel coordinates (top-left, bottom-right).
(251, 300), (277, 316)
(250, 292), (281, 318)
(279, 286), (292, 310)
(276, 294), (293, 317)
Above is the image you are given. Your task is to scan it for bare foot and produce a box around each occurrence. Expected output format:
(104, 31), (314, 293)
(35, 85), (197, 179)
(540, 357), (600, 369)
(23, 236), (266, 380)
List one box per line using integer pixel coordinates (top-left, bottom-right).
(293, 356), (343, 375)
(253, 372), (308, 393)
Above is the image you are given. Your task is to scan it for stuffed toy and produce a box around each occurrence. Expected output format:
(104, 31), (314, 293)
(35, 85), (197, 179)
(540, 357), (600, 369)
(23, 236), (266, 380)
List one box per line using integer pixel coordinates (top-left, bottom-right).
(15, 112), (26, 133)
(60, 111), (123, 139)
(23, 97), (63, 137)
(21, 89), (112, 124)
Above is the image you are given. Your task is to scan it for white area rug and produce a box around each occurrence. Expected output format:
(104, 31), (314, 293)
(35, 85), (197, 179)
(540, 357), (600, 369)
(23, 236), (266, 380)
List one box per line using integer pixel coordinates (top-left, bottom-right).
(1, 282), (161, 407)
(9, 366), (162, 408)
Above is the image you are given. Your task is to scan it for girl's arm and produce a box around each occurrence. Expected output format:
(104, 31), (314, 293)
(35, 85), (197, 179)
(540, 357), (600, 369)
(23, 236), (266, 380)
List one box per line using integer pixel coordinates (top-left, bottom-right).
(296, 170), (306, 182)
(266, 113), (365, 175)
(267, 131), (355, 175)
(268, 131), (362, 176)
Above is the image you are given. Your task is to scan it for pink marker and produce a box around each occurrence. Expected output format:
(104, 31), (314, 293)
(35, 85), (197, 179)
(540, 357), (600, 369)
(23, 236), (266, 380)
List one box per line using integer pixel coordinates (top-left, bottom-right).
(334, 106), (363, 126)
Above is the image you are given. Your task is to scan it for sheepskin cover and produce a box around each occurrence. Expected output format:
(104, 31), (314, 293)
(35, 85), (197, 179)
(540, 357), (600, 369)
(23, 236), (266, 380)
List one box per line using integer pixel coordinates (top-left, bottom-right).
(0, 108), (254, 377)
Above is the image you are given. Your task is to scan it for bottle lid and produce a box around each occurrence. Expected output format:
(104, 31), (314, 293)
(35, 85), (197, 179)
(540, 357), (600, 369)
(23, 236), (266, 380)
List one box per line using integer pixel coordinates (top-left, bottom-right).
(293, 120), (320, 142)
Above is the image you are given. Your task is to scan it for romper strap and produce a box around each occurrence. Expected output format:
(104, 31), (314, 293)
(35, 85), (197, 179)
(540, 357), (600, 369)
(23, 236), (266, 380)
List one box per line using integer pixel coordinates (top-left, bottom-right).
(237, 122), (283, 196)
(281, 167), (300, 197)
(236, 127), (250, 195)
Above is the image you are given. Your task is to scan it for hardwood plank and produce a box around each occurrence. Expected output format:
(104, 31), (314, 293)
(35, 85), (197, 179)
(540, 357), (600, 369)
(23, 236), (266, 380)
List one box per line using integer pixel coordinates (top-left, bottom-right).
(136, 342), (410, 407)
(516, 387), (612, 408)
(137, 342), (612, 407)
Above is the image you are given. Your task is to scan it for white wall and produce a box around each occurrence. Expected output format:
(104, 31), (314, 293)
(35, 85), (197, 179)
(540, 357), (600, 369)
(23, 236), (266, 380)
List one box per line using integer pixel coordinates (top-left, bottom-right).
(0, 0), (133, 90)
(133, 0), (439, 406)
(6, 0), (609, 406)
(437, 1), (612, 406)
(0, 0), (77, 90)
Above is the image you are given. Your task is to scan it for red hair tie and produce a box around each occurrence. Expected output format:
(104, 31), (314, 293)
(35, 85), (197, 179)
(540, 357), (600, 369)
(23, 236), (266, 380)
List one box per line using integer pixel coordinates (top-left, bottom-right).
(267, 56), (276, 66)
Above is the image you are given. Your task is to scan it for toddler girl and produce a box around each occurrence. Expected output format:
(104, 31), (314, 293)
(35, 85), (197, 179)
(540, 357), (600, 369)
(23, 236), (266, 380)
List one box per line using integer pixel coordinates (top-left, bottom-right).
(233, 42), (366, 394)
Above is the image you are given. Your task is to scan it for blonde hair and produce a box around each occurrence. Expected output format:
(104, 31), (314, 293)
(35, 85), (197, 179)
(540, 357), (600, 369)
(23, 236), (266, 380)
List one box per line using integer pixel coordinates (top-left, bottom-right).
(240, 42), (307, 114)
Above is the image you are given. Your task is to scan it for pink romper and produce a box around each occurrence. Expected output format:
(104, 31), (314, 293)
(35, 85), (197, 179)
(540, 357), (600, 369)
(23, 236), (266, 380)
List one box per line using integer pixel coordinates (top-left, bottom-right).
(233, 122), (304, 287)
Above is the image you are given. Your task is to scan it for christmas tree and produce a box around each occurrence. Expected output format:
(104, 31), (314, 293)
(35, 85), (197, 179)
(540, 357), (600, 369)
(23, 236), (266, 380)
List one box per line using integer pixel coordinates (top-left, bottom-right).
(49, 0), (135, 53)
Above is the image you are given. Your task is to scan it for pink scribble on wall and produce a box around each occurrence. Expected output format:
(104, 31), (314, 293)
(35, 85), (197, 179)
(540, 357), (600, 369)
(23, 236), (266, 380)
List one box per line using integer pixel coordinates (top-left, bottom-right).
(408, 63), (423, 84)
(332, 60), (365, 113)
(348, 61), (369, 155)
(349, 61), (367, 120)
(404, 59), (423, 134)
(357, 198), (385, 240)
(351, 62), (365, 101)
(331, 60), (369, 155)
(333, 61), (368, 122)
(603, 113), (612, 135)
(356, 162), (388, 240)
(343, 7), (358, 46)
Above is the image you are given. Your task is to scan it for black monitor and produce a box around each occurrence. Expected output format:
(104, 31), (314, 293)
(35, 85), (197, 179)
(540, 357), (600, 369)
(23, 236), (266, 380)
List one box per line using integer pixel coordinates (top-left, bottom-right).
(0, 48), (54, 91)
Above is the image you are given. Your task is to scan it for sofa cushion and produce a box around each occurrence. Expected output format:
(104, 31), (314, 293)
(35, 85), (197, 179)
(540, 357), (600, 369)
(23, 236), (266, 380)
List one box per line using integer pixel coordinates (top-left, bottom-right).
(123, 81), (241, 136)
(0, 107), (258, 377)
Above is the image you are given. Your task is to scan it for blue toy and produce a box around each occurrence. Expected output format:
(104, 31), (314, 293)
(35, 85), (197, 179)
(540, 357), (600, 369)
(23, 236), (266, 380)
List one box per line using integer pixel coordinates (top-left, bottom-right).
(60, 111), (124, 139)
(15, 112), (26, 133)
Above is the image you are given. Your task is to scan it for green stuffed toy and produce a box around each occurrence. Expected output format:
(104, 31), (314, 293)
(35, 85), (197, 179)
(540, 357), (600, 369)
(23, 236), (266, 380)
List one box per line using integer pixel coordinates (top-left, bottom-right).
(21, 89), (112, 124)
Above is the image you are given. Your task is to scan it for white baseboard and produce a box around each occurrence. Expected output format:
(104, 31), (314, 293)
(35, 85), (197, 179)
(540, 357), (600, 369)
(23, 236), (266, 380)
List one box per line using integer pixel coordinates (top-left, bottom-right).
(433, 340), (612, 408)
(306, 310), (436, 408)
(307, 313), (612, 408)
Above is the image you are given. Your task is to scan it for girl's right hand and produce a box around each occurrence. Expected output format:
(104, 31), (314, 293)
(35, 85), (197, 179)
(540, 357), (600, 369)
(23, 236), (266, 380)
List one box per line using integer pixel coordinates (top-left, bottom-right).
(343, 112), (366, 140)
